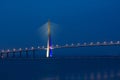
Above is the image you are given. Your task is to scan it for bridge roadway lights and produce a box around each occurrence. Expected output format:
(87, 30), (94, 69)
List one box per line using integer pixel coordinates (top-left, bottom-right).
(0, 41), (120, 59)
(6, 52), (9, 58)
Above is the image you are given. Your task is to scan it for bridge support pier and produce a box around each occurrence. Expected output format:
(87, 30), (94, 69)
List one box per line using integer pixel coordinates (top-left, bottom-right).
(6, 52), (9, 58)
(12, 52), (15, 58)
(26, 51), (28, 58)
(19, 51), (22, 58)
(0, 53), (3, 58)
(33, 50), (35, 58)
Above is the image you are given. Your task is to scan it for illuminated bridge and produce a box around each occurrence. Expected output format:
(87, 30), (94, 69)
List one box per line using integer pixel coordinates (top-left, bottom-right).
(0, 41), (120, 59)
(0, 20), (120, 59)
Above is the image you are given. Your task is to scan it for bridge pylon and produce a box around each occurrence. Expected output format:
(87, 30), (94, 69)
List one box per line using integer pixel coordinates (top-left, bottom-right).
(46, 19), (52, 58)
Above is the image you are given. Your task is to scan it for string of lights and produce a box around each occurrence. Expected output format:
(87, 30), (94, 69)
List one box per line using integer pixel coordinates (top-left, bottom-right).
(0, 41), (120, 58)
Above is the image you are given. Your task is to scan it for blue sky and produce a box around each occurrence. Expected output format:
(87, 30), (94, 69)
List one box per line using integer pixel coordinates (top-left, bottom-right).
(0, 0), (120, 56)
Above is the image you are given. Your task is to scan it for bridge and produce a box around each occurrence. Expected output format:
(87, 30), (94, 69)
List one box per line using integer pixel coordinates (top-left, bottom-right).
(0, 41), (120, 59)
(0, 19), (120, 80)
(0, 20), (120, 59)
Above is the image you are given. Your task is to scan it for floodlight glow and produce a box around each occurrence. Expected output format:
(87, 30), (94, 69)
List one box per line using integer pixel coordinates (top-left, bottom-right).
(46, 20), (52, 58)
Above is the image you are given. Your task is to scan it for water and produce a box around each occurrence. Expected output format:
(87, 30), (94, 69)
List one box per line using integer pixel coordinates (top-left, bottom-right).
(0, 56), (120, 80)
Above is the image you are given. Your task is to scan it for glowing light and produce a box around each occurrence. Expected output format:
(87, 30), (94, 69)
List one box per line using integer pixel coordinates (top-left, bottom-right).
(117, 41), (120, 44)
(13, 48), (16, 52)
(38, 46), (40, 49)
(46, 19), (53, 58)
(97, 42), (100, 45)
(38, 20), (59, 41)
(65, 44), (68, 46)
(19, 48), (22, 51)
(46, 39), (49, 58)
(103, 41), (107, 44)
(25, 48), (28, 50)
(56, 45), (59, 47)
(42, 46), (45, 48)
(2, 50), (5, 53)
(90, 42), (93, 45)
(83, 42), (87, 45)
(71, 43), (74, 46)
(7, 49), (10, 52)
(50, 46), (53, 49)
(31, 47), (34, 50)
(77, 43), (80, 46)
(110, 41), (113, 44)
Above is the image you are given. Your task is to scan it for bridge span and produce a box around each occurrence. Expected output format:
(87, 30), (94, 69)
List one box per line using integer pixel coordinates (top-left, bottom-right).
(0, 41), (120, 59)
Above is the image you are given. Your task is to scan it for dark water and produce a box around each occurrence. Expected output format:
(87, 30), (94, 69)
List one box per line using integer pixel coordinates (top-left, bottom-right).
(0, 56), (120, 80)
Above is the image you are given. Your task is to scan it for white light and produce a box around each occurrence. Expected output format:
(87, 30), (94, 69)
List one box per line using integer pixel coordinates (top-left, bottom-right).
(50, 46), (54, 49)
(19, 48), (22, 51)
(110, 41), (113, 44)
(46, 40), (49, 58)
(2, 50), (5, 53)
(31, 47), (34, 50)
(97, 42), (100, 44)
(7, 49), (10, 52)
(71, 43), (74, 46)
(117, 41), (120, 44)
(84, 42), (87, 45)
(56, 45), (59, 47)
(103, 41), (107, 44)
(90, 42), (93, 45)
(25, 48), (28, 50)
(77, 43), (80, 46)
(42, 46), (45, 48)
(38, 46), (40, 49)
(13, 48), (16, 51)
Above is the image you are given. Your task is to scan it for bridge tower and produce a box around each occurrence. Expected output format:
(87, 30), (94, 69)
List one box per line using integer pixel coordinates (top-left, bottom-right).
(46, 19), (52, 58)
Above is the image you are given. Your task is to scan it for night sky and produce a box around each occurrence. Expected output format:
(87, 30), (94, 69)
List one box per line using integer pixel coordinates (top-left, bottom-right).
(0, 0), (120, 48)
(0, 0), (120, 80)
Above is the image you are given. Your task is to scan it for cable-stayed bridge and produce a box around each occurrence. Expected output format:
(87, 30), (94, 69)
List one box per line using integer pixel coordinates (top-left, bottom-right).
(0, 21), (120, 80)
(0, 41), (120, 59)
(0, 20), (120, 59)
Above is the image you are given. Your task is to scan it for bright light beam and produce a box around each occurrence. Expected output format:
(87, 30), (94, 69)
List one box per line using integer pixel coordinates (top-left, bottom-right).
(46, 20), (52, 58)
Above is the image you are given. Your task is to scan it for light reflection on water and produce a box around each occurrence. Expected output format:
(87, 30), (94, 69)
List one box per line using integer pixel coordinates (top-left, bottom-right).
(0, 57), (120, 80)
(40, 72), (120, 80)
